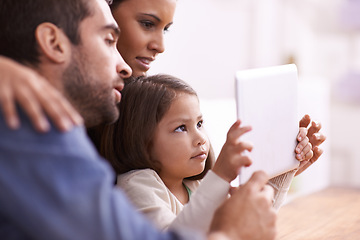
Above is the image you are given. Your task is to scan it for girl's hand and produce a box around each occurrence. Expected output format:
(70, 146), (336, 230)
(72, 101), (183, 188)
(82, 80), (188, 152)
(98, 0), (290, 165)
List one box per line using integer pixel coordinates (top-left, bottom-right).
(212, 120), (253, 183)
(295, 114), (326, 176)
(0, 56), (83, 132)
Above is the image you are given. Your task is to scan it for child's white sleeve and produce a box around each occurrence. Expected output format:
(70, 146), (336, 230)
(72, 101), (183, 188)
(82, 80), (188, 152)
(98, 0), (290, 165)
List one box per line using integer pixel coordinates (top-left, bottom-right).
(169, 170), (230, 233)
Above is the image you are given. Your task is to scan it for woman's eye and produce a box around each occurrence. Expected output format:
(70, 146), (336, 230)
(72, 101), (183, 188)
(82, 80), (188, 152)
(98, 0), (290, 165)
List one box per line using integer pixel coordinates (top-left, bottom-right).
(175, 125), (186, 132)
(140, 20), (155, 30)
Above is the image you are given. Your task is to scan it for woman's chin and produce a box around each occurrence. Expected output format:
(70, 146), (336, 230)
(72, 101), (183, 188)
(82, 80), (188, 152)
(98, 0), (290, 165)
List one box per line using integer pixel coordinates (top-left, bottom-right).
(132, 69), (148, 78)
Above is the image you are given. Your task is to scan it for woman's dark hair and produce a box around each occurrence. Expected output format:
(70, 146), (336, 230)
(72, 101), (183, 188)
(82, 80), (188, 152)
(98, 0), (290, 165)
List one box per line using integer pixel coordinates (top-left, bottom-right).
(93, 74), (215, 181)
(110, 0), (126, 10)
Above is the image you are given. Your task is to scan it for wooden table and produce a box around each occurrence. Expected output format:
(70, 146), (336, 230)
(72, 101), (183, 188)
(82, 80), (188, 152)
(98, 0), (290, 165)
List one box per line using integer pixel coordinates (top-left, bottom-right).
(276, 187), (360, 240)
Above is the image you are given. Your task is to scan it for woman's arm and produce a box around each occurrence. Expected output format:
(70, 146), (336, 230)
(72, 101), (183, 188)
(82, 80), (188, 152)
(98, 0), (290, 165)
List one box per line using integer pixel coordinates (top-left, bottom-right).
(0, 56), (83, 132)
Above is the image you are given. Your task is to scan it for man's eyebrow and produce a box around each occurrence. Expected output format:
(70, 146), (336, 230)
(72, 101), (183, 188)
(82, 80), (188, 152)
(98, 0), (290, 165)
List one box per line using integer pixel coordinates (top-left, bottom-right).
(103, 24), (120, 37)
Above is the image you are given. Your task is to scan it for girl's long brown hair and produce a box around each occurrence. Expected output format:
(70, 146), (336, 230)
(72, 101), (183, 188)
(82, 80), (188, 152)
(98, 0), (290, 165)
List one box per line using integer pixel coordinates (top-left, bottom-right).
(91, 74), (214, 181)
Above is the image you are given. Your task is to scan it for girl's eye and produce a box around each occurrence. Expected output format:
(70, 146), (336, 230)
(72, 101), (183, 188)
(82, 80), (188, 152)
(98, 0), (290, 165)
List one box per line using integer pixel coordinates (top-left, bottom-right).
(197, 120), (203, 129)
(140, 20), (155, 30)
(174, 125), (186, 133)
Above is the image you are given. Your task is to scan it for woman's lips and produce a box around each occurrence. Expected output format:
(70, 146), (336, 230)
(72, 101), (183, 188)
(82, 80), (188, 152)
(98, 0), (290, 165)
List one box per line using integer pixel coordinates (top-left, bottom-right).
(135, 57), (154, 71)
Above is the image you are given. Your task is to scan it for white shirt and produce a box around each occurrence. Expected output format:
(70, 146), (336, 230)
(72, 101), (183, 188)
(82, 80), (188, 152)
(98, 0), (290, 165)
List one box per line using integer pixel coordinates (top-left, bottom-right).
(117, 168), (296, 233)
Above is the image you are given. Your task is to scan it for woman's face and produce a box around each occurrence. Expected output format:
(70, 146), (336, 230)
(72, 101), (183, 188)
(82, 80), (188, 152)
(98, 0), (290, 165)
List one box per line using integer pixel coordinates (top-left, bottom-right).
(112, 0), (176, 77)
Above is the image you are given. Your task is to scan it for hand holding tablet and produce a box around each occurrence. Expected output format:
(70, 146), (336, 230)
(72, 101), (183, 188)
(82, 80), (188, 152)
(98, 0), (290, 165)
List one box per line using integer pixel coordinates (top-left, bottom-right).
(235, 64), (300, 184)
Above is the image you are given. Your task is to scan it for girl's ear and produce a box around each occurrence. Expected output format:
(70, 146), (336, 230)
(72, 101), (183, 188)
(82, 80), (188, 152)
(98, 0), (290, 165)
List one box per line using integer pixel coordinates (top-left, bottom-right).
(35, 22), (71, 63)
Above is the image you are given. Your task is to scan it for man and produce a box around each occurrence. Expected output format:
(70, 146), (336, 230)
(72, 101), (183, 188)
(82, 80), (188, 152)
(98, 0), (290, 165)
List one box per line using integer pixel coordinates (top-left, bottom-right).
(0, 0), (276, 239)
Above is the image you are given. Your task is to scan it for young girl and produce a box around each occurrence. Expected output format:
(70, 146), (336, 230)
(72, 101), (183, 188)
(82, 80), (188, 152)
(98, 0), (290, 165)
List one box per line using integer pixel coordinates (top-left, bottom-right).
(97, 74), (313, 232)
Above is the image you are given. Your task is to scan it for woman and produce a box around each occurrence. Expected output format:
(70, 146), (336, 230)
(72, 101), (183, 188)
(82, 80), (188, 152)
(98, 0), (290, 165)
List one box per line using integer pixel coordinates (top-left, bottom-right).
(110, 0), (176, 77)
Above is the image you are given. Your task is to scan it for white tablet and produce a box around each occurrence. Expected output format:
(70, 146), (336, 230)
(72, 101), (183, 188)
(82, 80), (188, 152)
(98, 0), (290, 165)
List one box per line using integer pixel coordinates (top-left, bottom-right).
(235, 64), (300, 184)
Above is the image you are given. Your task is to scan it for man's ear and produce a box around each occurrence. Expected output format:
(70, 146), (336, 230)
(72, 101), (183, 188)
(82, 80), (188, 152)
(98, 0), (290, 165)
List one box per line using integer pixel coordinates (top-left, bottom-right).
(35, 22), (70, 63)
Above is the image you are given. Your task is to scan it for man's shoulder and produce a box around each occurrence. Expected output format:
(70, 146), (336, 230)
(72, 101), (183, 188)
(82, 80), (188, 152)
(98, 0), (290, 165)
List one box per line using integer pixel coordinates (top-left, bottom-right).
(0, 109), (97, 159)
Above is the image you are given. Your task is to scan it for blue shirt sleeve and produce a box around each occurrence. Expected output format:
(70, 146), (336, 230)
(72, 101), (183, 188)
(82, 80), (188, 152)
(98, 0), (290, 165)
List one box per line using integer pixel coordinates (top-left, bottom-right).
(0, 110), (204, 240)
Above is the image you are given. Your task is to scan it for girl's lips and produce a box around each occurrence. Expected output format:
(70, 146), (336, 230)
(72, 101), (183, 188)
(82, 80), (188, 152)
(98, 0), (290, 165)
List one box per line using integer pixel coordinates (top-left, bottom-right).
(191, 153), (207, 161)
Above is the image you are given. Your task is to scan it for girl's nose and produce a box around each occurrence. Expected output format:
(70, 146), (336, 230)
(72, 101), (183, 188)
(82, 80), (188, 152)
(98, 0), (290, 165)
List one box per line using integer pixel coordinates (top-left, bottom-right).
(194, 131), (207, 147)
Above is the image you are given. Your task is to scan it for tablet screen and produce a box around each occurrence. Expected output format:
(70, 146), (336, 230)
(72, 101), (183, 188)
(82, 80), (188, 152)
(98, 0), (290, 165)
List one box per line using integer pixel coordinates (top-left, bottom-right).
(235, 64), (300, 184)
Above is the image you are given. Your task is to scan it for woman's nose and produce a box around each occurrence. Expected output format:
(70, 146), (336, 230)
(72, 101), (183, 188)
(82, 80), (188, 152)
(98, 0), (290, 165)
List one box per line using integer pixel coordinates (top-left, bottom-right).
(148, 33), (165, 54)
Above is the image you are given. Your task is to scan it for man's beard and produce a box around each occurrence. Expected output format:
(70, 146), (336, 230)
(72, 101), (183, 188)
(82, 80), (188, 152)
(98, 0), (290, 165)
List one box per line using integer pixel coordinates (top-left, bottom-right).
(62, 53), (119, 128)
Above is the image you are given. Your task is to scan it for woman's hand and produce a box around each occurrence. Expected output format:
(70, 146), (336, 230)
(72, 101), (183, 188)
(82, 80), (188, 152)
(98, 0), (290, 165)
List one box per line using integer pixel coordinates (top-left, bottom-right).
(295, 114), (326, 176)
(0, 56), (83, 132)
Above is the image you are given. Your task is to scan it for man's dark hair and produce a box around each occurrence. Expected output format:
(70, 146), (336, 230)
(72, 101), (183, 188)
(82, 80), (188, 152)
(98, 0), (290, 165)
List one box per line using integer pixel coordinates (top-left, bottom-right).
(0, 0), (102, 65)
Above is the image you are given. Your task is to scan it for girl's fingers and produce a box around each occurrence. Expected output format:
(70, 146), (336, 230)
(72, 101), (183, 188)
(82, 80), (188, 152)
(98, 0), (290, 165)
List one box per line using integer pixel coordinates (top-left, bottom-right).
(295, 136), (309, 154)
(296, 142), (313, 161)
(297, 127), (307, 142)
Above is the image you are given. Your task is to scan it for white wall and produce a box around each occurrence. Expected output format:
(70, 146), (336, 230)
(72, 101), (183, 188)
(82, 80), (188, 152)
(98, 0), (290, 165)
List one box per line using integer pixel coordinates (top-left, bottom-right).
(149, 0), (253, 99)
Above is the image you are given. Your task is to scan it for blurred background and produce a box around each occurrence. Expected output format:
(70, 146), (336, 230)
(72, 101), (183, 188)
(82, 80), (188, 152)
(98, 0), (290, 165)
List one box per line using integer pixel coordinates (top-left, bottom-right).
(149, 0), (360, 199)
